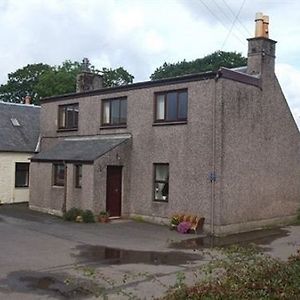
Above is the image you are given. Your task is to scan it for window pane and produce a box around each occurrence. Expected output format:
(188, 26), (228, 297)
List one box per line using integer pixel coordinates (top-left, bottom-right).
(66, 107), (74, 128)
(155, 164), (169, 181)
(166, 92), (177, 121)
(155, 182), (168, 201)
(59, 107), (66, 128)
(15, 163), (29, 187)
(54, 164), (64, 186)
(120, 99), (127, 124)
(111, 100), (120, 124)
(102, 102), (110, 124)
(178, 91), (188, 119)
(156, 95), (165, 120)
(75, 165), (82, 188)
(74, 106), (79, 127)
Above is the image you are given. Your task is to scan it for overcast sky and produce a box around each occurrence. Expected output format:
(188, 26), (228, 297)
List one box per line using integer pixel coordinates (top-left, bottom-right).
(1, 0), (300, 126)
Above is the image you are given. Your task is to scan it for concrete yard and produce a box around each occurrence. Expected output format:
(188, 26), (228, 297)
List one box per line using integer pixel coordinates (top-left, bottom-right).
(0, 204), (299, 299)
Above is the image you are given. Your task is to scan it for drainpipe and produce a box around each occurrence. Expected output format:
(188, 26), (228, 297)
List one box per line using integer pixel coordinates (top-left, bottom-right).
(210, 73), (219, 236)
(62, 161), (67, 214)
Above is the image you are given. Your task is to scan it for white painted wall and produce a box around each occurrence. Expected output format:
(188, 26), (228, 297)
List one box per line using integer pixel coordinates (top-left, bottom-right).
(0, 152), (32, 203)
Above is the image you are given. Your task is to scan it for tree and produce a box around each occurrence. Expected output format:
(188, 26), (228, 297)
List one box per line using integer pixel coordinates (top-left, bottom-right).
(0, 61), (134, 105)
(150, 51), (247, 80)
(34, 60), (82, 100)
(0, 63), (51, 103)
(102, 67), (134, 87)
(35, 61), (135, 101)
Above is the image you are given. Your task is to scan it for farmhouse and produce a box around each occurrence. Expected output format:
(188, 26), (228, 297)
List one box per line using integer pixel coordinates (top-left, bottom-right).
(30, 14), (300, 235)
(0, 100), (40, 204)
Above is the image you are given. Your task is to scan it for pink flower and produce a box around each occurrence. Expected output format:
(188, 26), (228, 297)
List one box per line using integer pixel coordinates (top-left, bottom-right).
(177, 221), (191, 234)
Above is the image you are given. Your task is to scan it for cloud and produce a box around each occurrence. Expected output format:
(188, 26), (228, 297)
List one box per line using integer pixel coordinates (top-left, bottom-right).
(276, 63), (300, 127)
(0, 0), (300, 124)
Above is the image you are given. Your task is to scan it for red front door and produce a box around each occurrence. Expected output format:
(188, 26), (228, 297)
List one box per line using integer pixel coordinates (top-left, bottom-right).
(106, 166), (122, 217)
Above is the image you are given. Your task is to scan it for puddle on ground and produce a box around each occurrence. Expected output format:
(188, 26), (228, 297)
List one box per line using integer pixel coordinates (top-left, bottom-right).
(0, 270), (101, 299)
(73, 245), (202, 265)
(169, 228), (290, 250)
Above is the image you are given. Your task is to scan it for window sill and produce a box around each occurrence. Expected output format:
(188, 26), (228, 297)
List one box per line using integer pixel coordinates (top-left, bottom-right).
(153, 200), (169, 203)
(52, 185), (64, 188)
(100, 125), (127, 130)
(15, 186), (29, 189)
(152, 121), (187, 126)
(57, 128), (78, 132)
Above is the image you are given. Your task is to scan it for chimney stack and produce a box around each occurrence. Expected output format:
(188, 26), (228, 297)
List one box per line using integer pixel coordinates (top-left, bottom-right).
(247, 12), (276, 77)
(76, 58), (103, 93)
(24, 95), (31, 105)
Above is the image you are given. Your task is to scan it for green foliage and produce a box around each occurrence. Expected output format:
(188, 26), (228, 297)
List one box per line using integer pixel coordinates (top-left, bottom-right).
(150, 51), (247, 80)
(162, 245), (300, 299)
(102, 67), (134, 87)
(63, 208), (83, 222)
(99, 210), (110, 217)
(35, 60), (81, 100)
(81, 210), (95, 223)
(0, 63), (51, 104)
(64, 208), (95, 223)
(0, 61), (134, 105)
(131, 215), (145, 223)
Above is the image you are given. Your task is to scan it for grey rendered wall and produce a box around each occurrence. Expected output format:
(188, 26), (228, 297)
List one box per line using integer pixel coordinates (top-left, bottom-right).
(214, 76), (300, 234)
(93, 139), (131, 215)
(30, 162), (64, 215)
(124, 81), (214, 221)
(66, 163), (94, 211)
(38, 79), (216, 224)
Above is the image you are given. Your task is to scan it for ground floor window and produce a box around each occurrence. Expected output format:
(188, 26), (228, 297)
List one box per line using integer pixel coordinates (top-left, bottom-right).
(154, 163), (169, 201)
(15, 163), (29, 187)
(74, 164), (82, 188)
(53, 163), (65, 186)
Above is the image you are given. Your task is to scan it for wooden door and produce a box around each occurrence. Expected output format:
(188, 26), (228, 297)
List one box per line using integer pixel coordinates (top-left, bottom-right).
(106, 166), (122, 217)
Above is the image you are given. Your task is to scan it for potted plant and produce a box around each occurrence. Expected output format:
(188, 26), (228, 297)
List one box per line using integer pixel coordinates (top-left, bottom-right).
(170, 215), (180, 230)
(98, 211), (110, 223)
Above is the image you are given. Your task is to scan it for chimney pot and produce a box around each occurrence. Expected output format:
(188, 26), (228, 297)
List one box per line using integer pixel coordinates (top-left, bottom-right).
(254, 12), (269, 38)
(24, 95), (31, 105)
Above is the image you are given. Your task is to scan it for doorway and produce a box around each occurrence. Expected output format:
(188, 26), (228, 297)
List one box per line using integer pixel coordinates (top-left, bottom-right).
(106, 166), (122, 217)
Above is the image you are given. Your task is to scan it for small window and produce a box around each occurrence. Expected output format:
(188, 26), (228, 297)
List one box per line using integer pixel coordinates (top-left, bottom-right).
(74, 164), (82, 188)
(155, 90), (187, 123)
(53, 163), (65, 186)
(58, 103), (79, 130)
(15, 163), (29, 187)
(154, 164), (169, 202)
(101, 97), (127, 126)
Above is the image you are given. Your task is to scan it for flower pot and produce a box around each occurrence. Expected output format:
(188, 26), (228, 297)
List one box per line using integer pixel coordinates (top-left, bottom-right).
(98, 216), (109, 223)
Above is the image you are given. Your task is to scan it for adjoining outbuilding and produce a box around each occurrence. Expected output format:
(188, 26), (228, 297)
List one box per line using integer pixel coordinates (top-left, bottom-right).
(30, 13), (300, 235)
(0, 100), (40, 203)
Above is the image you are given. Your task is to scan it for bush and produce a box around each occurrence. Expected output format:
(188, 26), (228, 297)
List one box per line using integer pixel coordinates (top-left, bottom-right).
(63, 208), (83, 221)
(162, 245), (300, 299)
(81, 210), (95, 223)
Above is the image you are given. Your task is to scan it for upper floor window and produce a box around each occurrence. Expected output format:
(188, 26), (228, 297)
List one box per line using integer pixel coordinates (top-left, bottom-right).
(58, 103), (79, 130)
(102, 97), (127, 127)
(15, 163), (29, 187)
(53, 163), (65, 186)
(155, 90), (188, 123)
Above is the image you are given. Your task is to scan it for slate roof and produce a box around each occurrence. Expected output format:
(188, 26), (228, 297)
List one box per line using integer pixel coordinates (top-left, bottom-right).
(0, 102), (40, 153)
(31, 136), (130, 163)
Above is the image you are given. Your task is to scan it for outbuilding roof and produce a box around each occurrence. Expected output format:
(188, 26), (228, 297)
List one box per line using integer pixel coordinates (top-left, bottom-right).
(31, 135), (130, 163)
(0, 102), (40, 153)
